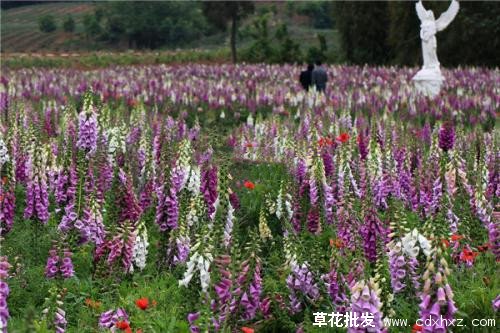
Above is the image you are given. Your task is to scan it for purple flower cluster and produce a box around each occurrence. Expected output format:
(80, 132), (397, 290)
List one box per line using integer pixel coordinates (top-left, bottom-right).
(286, 262), (320, 314)
(0, 257), (10, 333)
(361, 208), (384, 263)
(388, 242), (407, 293)
(322, 266), (348, 313)
(240, 262), (262, 320)
(201, 166), (218, 220)
(24, 152), (50, 224)
(348, 280), (386, 333)
(76, 107), (98, 156)
(54, 306), (67, 333)
(98, 308), (129, 329)
(493, 294), (500, 312)
(438, 122), (455, 152)
(187, 312), (200, 333)
(0, 183), (15, 234)
(488, 214), (499, 262)
(306, 207), (321, 235)
(419, 261), (457, 333)
(45, 248), (74, 279)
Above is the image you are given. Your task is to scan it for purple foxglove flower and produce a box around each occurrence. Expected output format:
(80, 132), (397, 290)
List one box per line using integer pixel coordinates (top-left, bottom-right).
(438, 122), (455, 152)
(306, 206), (321, 235)
(200, 166), (218, 220)
(99, 308), (129, 329)
(322, 149), (334, 177)
(0, 186), (15, 234)
(60, 250), (74, 279)
(45, 249), (59, 279)
(493, 295), (500, 311)
(77, 107), (98, 157)
(0, 256), (10, 333)
(361, 208), (384, 263)
(348, 280), (385, 332)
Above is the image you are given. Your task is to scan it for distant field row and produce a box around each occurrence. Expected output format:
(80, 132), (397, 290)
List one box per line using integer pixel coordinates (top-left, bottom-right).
(1, 49), (232, 70)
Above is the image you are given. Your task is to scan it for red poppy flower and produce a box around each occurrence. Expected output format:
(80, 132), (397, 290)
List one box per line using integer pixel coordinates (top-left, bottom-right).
(135, 297), (149, 310)
(244, 181), (255, 190)
(336, 133), (350, 143)
(245, 142), (254, 148)
(460, 248), (478, 262)
(441, 239), (450, 248)
(241, 327), (254, 333)
(451, 234), (463, 242)
(412, 323), (423, 332)
(115, 321), (130, 330)
(318, 137), (333, 148)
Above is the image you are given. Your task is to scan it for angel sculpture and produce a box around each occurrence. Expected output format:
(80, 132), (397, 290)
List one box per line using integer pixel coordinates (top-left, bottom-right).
(412, 0), (459, 96)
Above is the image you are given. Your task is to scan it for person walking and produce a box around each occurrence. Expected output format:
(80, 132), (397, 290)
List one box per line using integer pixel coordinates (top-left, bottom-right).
(299, 64), (314, 91)
(311, 60), (328, 93)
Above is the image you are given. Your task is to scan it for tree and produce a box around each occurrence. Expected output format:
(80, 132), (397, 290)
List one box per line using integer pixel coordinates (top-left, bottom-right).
(297, 1), (335, 29)
(334, 1), (390, 65)
(63, 15), (75, 33)
(83, 13), (101, 40)
(38, 14), (57, 33)
(96, 2), (212, 49)
(202, 1), (255, 63)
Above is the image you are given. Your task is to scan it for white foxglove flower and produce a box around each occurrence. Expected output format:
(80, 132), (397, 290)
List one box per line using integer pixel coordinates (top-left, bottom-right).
(179, 252), (199, 288)
(0, 136), (10, 167)
(187, 166), (201, 195)
(401, 229), (419, 258)
(223, 204), (234, 248)
(132, 227), (149, 271)
(246, 114), (254, 127)
(417, 234), (432, 257)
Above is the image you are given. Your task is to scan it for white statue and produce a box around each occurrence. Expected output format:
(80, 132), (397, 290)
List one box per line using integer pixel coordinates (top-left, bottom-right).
(412, 0), (459, 97)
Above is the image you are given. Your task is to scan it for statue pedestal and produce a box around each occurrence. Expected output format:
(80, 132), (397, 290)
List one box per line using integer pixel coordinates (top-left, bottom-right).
(412, 68), (444, 97)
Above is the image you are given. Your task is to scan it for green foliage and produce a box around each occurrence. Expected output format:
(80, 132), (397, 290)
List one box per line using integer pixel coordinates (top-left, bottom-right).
(296, 1), (335, 29)
(38, 14), (57, 33)
(85, 2), (215, 49)
(82, 13), (101, 39)
(306, 33), (328, 64)
(242, 15), (302, 64)
(62, 15), (75, 33)
(202, 1), (255, 62)
(334, 1), (390, 65)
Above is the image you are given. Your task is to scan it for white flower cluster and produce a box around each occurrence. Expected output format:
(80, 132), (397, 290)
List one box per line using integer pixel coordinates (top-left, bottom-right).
(401, 229), (432, 258)
(178, 139), (193, 189)
(223, 203), (235, 248)
(179, 251), (212, 293)
(132, 226), (149, 271)
(0, 136), (9, 167)
(187, 166), (201, 195)
(106, 127), (126, 165)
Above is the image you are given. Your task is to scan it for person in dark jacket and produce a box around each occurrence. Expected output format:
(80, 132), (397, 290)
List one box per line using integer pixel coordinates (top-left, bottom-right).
(299, 64), (314, 91)
(311, 60), (328, 93)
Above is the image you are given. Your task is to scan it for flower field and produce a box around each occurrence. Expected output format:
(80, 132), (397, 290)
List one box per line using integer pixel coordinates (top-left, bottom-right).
(0, 64), (498, 332)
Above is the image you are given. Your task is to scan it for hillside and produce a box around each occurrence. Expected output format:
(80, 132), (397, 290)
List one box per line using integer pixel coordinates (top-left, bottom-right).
(1, 1), (340, 57)
(0, 2), (95, 52)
